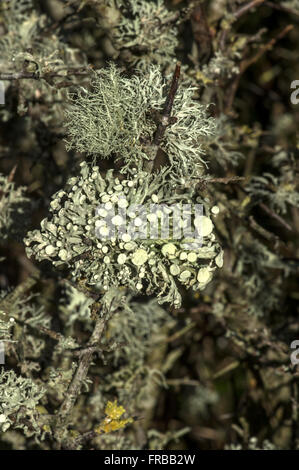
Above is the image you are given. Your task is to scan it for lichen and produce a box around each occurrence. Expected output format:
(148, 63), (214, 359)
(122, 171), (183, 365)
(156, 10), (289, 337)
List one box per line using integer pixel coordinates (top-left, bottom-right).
(65, 63), (216, 179)
(25, 163), (222, 307)
(0, 369), (46, 434)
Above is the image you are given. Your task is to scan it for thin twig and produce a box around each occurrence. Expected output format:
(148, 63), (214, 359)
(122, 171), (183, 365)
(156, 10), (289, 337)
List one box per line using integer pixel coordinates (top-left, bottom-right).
(153, 62), (181, 148)
(54, 308), (112, 446)
(220, 0), (266, 50)
(235, 0), (266, 20)
(56, 316), (107, 419)
(146, 62), (181, 171)
(0, 67), (94, 81)
(197, 176), (245, 184)
(7, 165), (17, 183)
(240, 24), (294, 72)
(265, 1), (299, 19)
(191, 3), (213, 64)
(258, 202), (294, 232)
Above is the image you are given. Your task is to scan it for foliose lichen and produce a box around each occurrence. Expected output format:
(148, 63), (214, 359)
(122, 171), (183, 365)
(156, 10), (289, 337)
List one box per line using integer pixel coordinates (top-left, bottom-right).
(0, 369), (46, 434)
(24, 162), (223, 307)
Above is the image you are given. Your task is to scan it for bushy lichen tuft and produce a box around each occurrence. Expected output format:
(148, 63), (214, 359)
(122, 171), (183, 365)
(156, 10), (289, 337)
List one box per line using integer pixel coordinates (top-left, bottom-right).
(0, 0), (87, 121)
(65, 63), (216, 179)
(0, 173), (31, 242)
(0, 369), (46, 434)
(247, 150), (299, 214)
(104, 0), (178, 69)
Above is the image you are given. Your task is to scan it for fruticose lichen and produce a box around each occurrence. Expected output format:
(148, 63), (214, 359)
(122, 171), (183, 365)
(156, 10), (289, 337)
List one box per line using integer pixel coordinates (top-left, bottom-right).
(103, 0), (179, 69)
(65, 63), (216, 180)
(0, 369), (46, 434)
(0, 173), (30, 242)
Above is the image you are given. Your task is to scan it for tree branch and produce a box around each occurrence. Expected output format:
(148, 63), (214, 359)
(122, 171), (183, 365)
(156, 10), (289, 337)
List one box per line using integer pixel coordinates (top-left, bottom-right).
(53, 288), (124, 447)
(0, 67), (94, 82)
(220, 0), (266, 50)
(55, 314), (108, 430)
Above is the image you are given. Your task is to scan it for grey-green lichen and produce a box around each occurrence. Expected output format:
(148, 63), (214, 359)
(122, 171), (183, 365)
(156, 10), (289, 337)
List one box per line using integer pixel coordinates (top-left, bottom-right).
(90, 297), (172, 416)
(59, 283), (94, 331)
(201, 50), (239, 80)
(247, 150), (299, 214)
(0, 0), (83, 77)
(204, 114), (244, 169)
(65, 63), (216, 180)
(24, 162), (223, 307)
(282, 0), (299, 11)
(0, 0), (87, 121)
(103, 0), (178, 69)
(226, 436), (278, 450)
(0, 369), (46, 434)
(0, 173), (31, 242)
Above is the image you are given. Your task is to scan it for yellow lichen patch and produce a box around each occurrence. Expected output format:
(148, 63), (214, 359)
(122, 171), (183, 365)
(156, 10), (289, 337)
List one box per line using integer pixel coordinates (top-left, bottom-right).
(94, 400), (133, 435)
(36, 405), (48, 415)
(241, 195), (251, 208)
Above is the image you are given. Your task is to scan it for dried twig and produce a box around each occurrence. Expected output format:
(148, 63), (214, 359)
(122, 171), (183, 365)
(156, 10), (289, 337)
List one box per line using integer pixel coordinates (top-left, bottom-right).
(265, 1), (299, 19)
(258, 202), (294, 232)
(220, 0), (266, 50)
(56, 316), (107, 417)
(53, 310), (111, 446)
(146, 62), (181, 171)
(0, 67), (94, 81)
(7, 165), (17, 183)
(235, 0), (266, 19)
(153, 62), (181, 148)
(191, 3), (213, 63)
(197, 176), (245, 184)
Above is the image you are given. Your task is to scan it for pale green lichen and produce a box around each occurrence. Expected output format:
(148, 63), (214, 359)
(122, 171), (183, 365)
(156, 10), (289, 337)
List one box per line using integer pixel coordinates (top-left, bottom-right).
(65, 63), (216, 179)
(24, 163), (222, 307)
(104, 0), (178, 69)
(202, 51), (239, 80)
(0, 173), (31, 242)
(247, 150), (299, 214)
(0, 369), (46, 434)
(282, 0), (299, 11)
(59, 283), (94, 331)
(0, 0), (87, 121)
